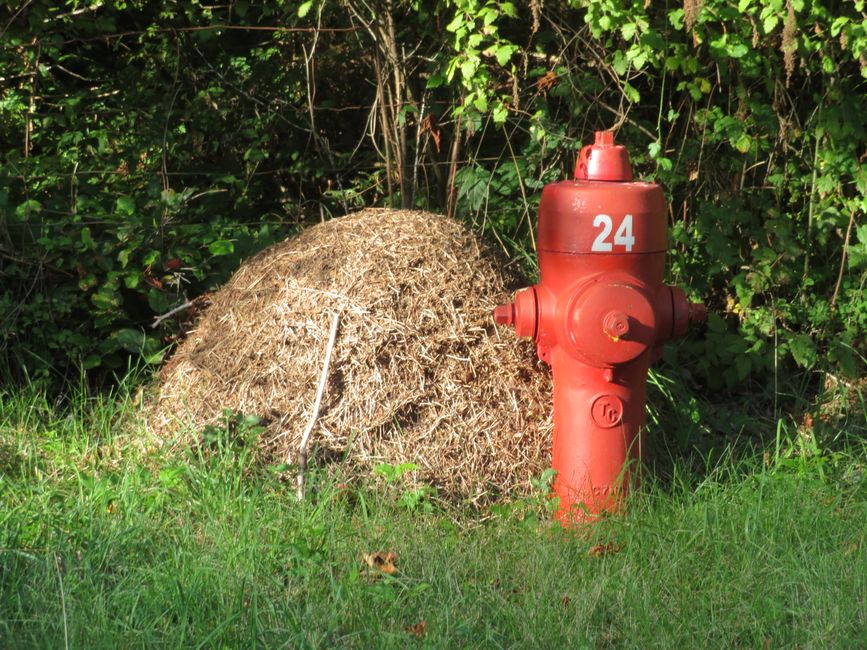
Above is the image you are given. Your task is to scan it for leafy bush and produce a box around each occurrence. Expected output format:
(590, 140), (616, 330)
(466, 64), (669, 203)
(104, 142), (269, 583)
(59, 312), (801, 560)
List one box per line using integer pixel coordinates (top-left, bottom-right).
(0, 0), (864, 393)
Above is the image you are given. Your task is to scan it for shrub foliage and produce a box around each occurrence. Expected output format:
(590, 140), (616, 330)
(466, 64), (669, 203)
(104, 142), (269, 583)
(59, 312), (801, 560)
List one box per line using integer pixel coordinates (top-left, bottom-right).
(0, 0), (864, 389)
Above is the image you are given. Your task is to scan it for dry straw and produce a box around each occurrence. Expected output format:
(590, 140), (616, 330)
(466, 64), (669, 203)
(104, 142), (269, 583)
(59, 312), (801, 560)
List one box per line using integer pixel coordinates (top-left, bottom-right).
(148, 208), (552, 503)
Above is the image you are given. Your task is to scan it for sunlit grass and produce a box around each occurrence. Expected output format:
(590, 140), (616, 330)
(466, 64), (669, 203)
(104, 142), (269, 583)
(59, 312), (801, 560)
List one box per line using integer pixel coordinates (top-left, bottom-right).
(1, 377), (865, 648)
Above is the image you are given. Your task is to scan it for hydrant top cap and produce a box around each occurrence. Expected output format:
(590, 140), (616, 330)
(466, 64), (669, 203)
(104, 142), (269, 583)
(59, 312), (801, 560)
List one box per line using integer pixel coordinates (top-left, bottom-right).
(574, 131), (634, 182)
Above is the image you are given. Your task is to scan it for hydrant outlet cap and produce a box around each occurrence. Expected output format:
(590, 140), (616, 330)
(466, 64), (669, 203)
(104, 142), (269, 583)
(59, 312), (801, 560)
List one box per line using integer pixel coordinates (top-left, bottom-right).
(494, 303), (515, 326)
(574, 131), (633, 182)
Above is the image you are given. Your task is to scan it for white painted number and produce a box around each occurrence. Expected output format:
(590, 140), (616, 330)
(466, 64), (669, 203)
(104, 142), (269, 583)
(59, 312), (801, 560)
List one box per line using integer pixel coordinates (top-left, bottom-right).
(591, 214), (613, 252)
(613, 214), (635, 251)
(591, 213), (635, 252)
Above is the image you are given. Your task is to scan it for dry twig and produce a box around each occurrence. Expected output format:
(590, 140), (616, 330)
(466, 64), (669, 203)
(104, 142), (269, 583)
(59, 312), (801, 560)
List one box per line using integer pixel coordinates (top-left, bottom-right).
(151, 300), (194, 328)
(830, 208), (857, 313)
(295, 311), (340, 500)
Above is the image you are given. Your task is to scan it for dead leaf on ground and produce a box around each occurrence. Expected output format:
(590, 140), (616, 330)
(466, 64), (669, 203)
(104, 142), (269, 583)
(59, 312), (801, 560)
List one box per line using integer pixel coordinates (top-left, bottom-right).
(362, 551), (398, 575)
(588, 542), (622, 558)
(405, 620), (426, 637)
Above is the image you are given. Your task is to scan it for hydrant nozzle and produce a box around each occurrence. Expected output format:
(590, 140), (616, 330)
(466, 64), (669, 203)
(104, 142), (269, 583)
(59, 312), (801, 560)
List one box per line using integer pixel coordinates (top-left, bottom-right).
(493, 303), (514, 326)
(494, 287), (537, 340)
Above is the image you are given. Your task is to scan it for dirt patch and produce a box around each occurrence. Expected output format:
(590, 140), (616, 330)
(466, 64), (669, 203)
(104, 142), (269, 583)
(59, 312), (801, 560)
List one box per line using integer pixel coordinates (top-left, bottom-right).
(147, 208), (552, 502)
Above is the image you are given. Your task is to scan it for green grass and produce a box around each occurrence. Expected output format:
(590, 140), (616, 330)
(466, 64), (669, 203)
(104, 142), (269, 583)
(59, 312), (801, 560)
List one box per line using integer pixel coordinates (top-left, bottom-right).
(1, 378), (865, 648)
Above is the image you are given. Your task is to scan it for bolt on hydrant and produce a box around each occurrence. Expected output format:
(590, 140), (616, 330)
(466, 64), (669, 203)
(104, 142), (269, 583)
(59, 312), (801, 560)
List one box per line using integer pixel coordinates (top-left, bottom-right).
(494, 131), (707, 524)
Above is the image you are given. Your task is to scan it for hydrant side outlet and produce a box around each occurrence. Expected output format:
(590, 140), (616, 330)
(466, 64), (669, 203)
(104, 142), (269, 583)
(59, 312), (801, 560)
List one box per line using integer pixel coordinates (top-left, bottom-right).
(494, 131), (706, 524)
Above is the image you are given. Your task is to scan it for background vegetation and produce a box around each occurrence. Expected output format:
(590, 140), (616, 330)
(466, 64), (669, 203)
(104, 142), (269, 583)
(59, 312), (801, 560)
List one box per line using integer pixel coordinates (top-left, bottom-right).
(1, 0), (864, 394)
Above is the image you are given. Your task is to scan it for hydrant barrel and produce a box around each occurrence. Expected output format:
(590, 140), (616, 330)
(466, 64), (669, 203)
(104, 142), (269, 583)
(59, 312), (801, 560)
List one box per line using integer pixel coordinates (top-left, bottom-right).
(494, 131), (705, 524)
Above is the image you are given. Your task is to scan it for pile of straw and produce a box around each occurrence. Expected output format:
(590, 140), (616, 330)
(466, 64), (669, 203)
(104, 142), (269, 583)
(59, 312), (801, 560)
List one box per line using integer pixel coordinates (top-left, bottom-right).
(148, 208), (552, 502)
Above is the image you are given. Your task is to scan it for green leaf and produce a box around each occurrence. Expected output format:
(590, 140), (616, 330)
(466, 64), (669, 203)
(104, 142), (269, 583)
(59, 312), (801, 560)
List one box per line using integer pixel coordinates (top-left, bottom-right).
(613, 51), (629, 76)
(14, 200), (41, 221)
(460, 59), (477, 80)
(78, 273), (97, 291)
(734, 354), (751, 380)
(830, 16), (850, 37)
(208, 239), (235, 256)
(426, 72), (445, 89)
(297, 1), (313, 18)
(707, 313), (727, 334)
(622, 82), (641, 103)
(82, 354), (102, 370)
(243, 147), (266, 162)
(828, 342), (858, 377)
(763, 15), (779, 34)
(847, 225), (867, 268)
(92, 289), (121, 310)
(788, 334), (817, 368)
(144, 348), (166, 365)
(630, 49), (648, 70)
(113, 328), (146, 353)
(500, 2), (518, 18)
(733, 133), (752, 153)
(79, 227), (95, 250)
(160, 188), (179, 207)
(727, 43), (748, 59)
(446, 13), (464, 33)
(494, 45), (515, 66)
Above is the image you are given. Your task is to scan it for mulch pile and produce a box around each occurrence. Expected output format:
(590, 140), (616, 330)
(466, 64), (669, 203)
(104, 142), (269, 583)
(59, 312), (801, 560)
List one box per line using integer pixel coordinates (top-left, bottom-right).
(147, 208), (552, 502)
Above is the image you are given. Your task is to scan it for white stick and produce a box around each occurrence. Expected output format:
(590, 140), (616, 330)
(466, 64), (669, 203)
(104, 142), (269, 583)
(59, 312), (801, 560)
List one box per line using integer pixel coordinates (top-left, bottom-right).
(54, 554), (69, 650)
(151, 299), (194, 328)
(295, 311), (340, 500)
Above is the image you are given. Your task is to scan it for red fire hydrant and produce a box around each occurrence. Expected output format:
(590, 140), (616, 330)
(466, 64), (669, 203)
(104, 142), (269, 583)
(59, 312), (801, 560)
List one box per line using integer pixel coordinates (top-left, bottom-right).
(494, 131), (706, 523)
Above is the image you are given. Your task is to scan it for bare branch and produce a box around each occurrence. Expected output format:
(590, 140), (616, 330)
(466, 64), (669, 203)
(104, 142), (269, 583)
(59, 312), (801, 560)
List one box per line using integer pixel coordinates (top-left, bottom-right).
(295, 311), (340, 500)
(151, 300), (194, 328)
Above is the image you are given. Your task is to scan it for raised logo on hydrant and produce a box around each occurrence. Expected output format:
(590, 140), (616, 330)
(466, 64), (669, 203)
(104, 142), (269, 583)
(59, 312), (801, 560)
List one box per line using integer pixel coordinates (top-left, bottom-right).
(591, 395), (623, 428)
